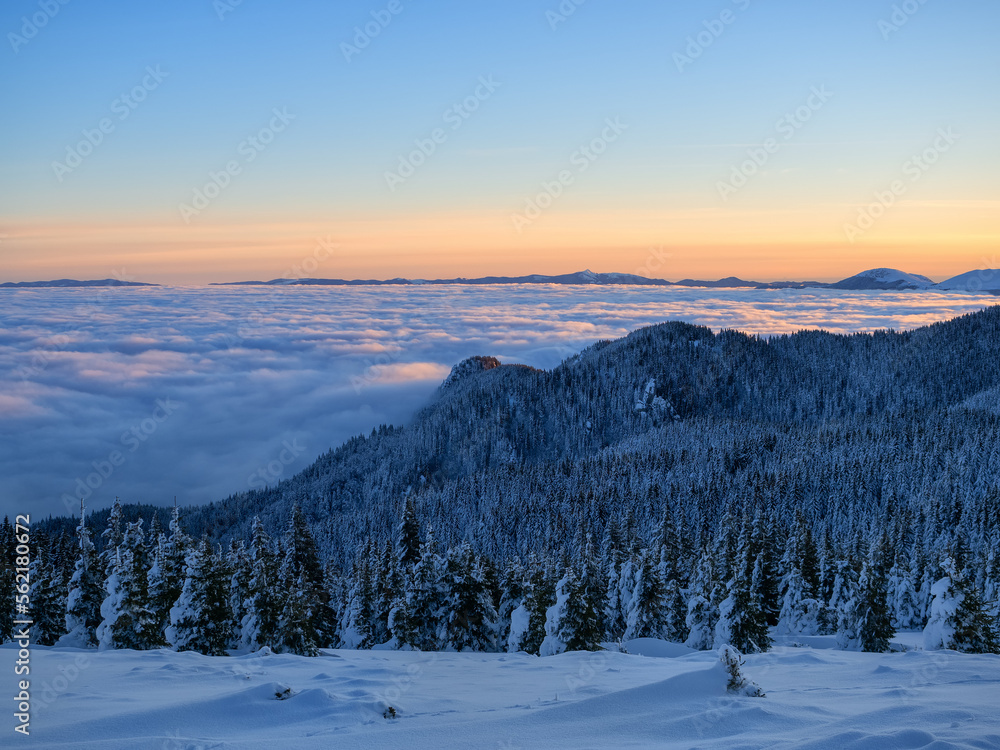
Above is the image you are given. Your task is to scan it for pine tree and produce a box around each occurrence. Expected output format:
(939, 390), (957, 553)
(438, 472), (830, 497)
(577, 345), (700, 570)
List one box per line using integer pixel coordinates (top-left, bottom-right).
(924, 558), (1000, 653)
(397, 496), (422, 567)
(623, 551), (668, 641)
(148, 507), (190, 644)
(276, 504), (335, 651)
(227, 540), (251, 650)
(685, 551), (717, 651)
(852, 548), (895, 652)
(100, 497), (125, 578)
(777, 565), (820, 636)
(0, 518), (15, 643)
(497, 557), (525, 649)
(167, 537), (233, 656)
(832, 559), (860, 649)
(63, 507), (103, 647)
(509, 556), (553, 654)
(28, 540), (65, 646)
(540, 565), (602, 655)
(889, 556), (922, 631)
(404, 530), (447, 651)
(714, 530), (771, 654)
(443, 542), (498, 652)
(241, 517), (280, 651)
(97, 520), (159, 650)
(339, 543), (377, 650)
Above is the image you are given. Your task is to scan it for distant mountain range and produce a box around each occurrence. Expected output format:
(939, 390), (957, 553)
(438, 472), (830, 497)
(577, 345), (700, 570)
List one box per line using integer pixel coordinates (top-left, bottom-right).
(0, 278), (157, 288)
(215, 267), (1000, 293)
(5, 268), (1000, 292)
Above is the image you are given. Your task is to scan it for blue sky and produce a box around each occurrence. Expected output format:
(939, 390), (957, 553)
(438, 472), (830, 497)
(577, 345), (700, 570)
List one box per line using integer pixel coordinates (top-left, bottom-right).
(2, 0), (998, 281)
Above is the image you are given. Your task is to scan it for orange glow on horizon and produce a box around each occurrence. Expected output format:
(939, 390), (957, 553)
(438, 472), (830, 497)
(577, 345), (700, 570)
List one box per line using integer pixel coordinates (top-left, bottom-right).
(2, 199), (997, 285)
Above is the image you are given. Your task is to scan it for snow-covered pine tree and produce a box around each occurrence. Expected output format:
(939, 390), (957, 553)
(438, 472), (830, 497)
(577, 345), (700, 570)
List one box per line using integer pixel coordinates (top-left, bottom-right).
(403, 529), (447, 651)
(852, 545), (895, 652)
(923, 557), (1000, 653)
(277, 504), (336, 651)
(97, 519), (159, 650)
(397, 496), (422, 568)
(623, 551), (668, 641)
(443, 542), (498, 652)
(714, 527), (771, 654)
(777, 565), (820, 636)
(147, 506), (190, 643)
(376, 541), (403, 646)
(240, 517), (280, 651)
(62, 507), (103, 647)
(167, 537), (233, 656)
(28, 540), (65, 646)
(339, 542), (377, 650)
(0, 518), (15, 643)
(497, 557), (525, 649)
(226, 539), (251, 650)
(99, 497), (125, 577)
(889, 554), (922, 631)
(540, 565), (603, 655)
(508, 555), (553, 654)
(685, 551), (717, 651)
(832, 559), (860, 648)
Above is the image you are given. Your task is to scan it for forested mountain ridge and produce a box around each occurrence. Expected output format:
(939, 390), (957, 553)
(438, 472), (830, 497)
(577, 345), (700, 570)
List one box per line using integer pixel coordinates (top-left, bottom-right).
(14, 305), (1000, 657)
(171, 306), (1000, 558)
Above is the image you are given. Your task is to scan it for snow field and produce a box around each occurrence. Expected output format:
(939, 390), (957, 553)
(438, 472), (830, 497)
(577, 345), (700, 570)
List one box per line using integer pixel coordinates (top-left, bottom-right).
(4, 636), (999, 749)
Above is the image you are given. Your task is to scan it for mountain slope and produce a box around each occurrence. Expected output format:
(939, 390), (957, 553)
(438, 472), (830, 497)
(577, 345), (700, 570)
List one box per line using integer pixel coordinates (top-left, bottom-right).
(113, 305), (998, 570)
(827, 268), (934, 290)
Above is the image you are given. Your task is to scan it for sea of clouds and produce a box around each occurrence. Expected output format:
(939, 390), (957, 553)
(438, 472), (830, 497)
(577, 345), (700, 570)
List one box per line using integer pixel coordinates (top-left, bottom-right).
(1, 284), (997, 519)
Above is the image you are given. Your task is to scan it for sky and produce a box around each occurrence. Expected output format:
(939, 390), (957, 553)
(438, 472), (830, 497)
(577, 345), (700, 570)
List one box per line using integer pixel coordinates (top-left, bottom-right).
(2, 284), (998, 519)
(2, 0), (999, 284)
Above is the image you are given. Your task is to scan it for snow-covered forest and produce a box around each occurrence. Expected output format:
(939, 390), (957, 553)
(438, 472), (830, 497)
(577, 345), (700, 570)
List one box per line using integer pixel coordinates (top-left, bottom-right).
(5, 307), (1000, 657)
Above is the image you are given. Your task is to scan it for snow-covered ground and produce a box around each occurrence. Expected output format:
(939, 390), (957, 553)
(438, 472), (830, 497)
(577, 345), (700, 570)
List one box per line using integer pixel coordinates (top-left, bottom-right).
(5, 635), (999, 749)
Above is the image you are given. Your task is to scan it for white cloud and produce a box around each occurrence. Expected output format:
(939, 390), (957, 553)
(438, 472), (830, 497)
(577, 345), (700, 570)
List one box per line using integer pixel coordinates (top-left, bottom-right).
(1, 284), (997, 519)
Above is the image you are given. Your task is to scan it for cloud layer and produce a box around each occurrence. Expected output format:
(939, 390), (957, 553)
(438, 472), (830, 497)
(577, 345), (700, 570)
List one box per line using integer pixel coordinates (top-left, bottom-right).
(1, 284), (996, 519)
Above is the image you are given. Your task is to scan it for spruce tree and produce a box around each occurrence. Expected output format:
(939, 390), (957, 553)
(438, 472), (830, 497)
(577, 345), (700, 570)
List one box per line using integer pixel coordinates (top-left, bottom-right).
(685, 551), (717, 651)
(0, 518), (15, 643)
(28, 540), (65, 646)
(714, 531), (771, 654)
(397, 496), (422, 567)
(405, 531), (448, 651)
(148, 507), (190, 643)
(623, 552), (668, 641)
(241, 517), (280, 651)
(168, 537), (233, 656)
(444, 542), (498, 652)
(853, 549), (895, 652)
(924, 558), (1000, 653)
(63, 508), (103, 647)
